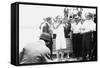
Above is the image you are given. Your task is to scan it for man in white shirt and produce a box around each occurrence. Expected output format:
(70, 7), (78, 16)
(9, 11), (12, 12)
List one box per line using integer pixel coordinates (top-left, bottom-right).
(71, 15), (83, 59)
(80, 13), (96, 60)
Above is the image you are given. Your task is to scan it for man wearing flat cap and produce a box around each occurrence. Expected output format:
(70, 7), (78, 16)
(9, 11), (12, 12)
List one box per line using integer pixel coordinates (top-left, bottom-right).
(19, 33), (52, 64)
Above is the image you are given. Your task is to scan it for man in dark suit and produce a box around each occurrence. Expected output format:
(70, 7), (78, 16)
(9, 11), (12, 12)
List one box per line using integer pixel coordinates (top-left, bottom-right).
(40, 17), (53, 59)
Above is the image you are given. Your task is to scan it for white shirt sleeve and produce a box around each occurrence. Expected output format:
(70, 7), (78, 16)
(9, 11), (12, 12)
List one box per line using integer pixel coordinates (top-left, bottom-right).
(81, 20), (96, 33)
(90, 21), (96, 31)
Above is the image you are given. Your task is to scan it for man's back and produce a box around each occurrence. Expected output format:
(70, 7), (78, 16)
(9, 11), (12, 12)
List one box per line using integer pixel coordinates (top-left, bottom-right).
(20, 40), (50, 64)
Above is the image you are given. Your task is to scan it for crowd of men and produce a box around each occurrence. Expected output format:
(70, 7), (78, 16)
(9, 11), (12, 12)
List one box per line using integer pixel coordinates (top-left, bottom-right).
(19, 8), (97, 64)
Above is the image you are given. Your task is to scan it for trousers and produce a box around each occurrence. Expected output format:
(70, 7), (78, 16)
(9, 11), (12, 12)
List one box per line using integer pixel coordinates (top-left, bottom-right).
(72, 33), (82, 57)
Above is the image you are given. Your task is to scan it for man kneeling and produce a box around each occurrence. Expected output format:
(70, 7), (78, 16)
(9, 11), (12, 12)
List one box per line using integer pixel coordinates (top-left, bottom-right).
(19, 33), (52, 64)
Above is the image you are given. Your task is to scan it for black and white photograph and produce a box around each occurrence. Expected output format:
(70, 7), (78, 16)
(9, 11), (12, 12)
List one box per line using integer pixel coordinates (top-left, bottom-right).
(11, 2), (97, 65)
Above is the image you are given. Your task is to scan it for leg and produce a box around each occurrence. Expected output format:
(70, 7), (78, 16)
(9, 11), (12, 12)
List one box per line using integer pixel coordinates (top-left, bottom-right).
(72, 34), (77, 58)
(72, 34), (79, 58)
(82, 34), (87, 60)
(76, 34), (82, 58)
(61, 49), (64, 61)
(85, 32), (92, 60)
(56, 50), (60, 61)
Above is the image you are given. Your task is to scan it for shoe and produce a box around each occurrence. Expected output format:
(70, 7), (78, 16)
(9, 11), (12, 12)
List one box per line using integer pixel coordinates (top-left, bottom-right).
(77, 57), (83, 61)
(82, 57), (86, 61)
(86, 57), (91, 61)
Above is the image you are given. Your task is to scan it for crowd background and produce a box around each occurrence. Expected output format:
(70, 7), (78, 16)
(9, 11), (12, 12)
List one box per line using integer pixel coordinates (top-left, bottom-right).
(39, 7), (96, 61)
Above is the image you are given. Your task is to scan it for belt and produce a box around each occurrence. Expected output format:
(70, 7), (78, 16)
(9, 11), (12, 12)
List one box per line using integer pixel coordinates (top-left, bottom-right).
(73, 33), (80, 35)
(80, 32), (92, 34)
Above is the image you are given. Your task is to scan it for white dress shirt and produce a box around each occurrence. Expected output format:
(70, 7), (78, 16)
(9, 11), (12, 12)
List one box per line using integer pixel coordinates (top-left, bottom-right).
(71, 22), (82, 34)
(80, 20), (96, 33)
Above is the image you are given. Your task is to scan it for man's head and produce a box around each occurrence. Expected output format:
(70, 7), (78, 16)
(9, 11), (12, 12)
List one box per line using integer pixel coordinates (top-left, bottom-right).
(72, 9), (81, 23)
(44, 17), (52, 24)
(85, 13), (94, 20)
